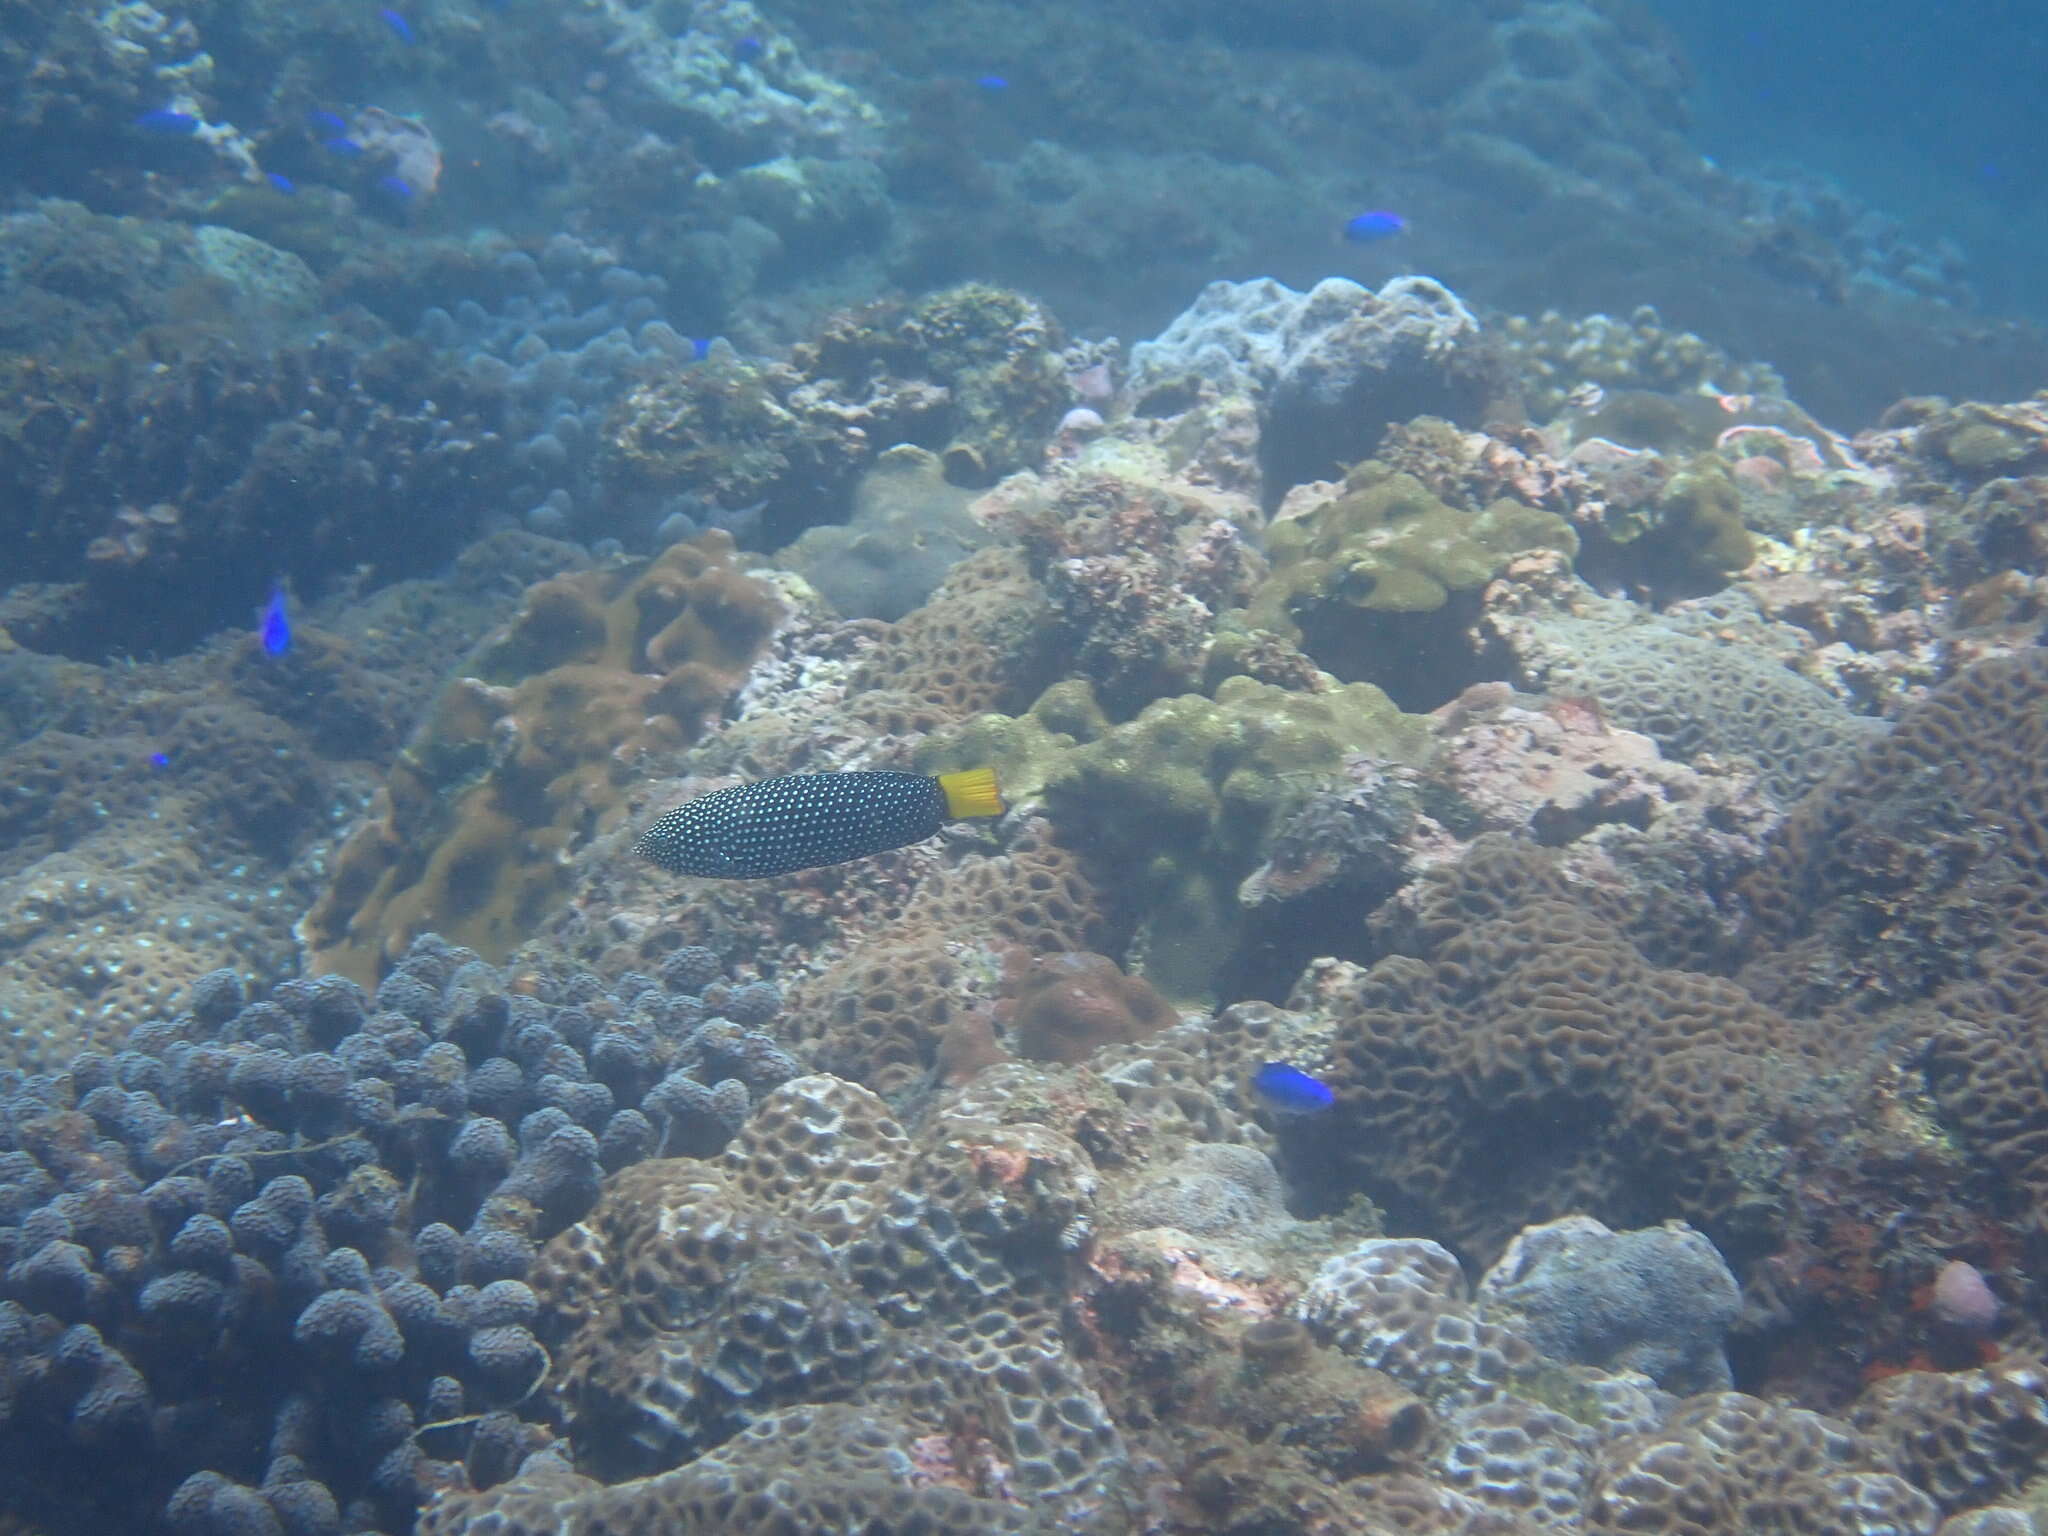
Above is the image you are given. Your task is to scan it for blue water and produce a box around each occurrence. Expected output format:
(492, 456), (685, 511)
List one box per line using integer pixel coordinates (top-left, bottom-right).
(1655, 0), (2048, 319)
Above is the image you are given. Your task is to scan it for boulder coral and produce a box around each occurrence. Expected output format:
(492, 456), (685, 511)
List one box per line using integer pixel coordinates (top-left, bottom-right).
(1038, 676), (1430, 1004)
(1249, 461), (1578, 709)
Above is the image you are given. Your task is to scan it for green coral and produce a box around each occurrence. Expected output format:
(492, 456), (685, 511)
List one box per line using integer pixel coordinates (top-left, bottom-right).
(1246, 462), (1576, 706)
(1573, 453), (1756, 600)
(924, 670), (1428, 1001)
(1046, 676), (1427, 1004)
(915, 680), (1104, 805)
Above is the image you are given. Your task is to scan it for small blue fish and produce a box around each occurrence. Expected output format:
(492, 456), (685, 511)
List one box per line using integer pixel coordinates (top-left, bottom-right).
(135, 108), (201, 135)
(975, 73), (1009, 91)
(324, 136), (365, 157)
(265, 171), (297, 194)
(1251, 1062), (1334, 1115)
(733, 35), (764, 60)
(378, 7), (414, 42)
(259, 587), (292, 657)
(376, 174), (415, 201)
(308, 109), (349, 134)
(149, 751), (172, 769)
(689, 336), (712, 361)
(1344, 209), (1407, 243)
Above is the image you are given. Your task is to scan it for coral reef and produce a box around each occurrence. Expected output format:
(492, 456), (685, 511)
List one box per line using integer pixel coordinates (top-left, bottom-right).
(0, 563), (530, 1073)
(1130, 275), (1506, 499)
(17, 12), (2048, 1517)
(1, 233), (517, 656)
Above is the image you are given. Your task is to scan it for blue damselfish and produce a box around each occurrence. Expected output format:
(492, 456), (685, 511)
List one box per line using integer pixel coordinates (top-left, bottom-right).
(636, 768), (1004, 879)
(1343, 209), (1407, 243)
(1251, 1062), (1334, 1114)
(259, 587), (292, 657)
(135, 109), (201, 135)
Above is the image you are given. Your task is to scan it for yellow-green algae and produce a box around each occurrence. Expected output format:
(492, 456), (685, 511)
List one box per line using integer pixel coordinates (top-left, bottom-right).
(933, 675), (1428, 1005)
(1246, 462), (1575, 696)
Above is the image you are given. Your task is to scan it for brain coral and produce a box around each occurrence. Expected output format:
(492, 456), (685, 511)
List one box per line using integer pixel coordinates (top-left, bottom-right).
(1501, 608), (1876, 804)
(1739, 651), (2048, 1225)
(845, 547), (1061, 722)
(306, 534), (782, 982)
(528, 1073), (1130, 1514)
(1745, 647), (2048, 967)
(1588, 1392), (1939, 1534)
(1287, 841), (1825, 1266)
(419, 1423), (1039, 1535)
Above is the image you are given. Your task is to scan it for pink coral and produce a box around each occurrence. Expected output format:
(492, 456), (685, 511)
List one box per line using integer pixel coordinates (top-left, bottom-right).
(1929, 1259), (2000, 1336)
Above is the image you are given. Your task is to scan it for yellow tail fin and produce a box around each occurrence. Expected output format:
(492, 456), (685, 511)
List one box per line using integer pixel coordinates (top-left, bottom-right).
(938, 766), (1005, 820)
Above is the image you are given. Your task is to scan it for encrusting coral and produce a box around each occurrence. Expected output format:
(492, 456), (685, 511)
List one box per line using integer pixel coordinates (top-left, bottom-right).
(305, 535), (784, 983)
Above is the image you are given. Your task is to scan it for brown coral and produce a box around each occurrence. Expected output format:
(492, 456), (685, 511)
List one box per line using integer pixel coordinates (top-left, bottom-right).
(844, 547), (1059, 721)
(305, 535), (782, 982)
(527, 1074), (1124, 1510)
(1289, 840), (1823, 1265)
(996, 950), (1175, 1065)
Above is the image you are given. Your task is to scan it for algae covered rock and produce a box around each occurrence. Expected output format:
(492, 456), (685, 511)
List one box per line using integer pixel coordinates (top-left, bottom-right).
(1248, 461), (1577, 708)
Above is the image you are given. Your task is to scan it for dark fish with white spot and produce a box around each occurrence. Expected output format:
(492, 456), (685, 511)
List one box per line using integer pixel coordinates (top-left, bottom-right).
(635, 767), (1004, 879)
